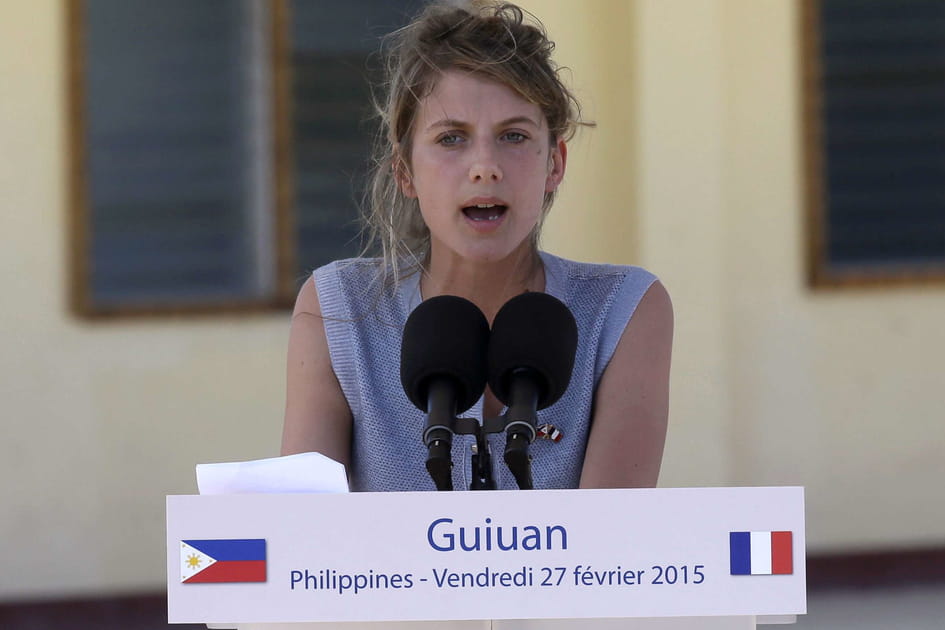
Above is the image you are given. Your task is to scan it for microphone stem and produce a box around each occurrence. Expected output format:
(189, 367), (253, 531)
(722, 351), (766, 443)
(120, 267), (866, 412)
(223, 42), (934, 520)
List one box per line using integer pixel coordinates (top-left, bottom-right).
(504, 372), (539, 490)
(424, 379), (456, 491)
(469, 425), (496, 490)
(507, 373), (540, 429)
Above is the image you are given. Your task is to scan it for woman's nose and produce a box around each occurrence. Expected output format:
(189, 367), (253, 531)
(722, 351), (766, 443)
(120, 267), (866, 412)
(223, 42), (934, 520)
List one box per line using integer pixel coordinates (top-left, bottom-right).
(468, 143), (503, 183)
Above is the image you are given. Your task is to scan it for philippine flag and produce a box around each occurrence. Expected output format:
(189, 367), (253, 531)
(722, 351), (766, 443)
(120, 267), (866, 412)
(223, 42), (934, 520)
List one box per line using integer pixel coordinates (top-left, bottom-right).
(730, 531), (793, 576)
(180, 539), (267, 584)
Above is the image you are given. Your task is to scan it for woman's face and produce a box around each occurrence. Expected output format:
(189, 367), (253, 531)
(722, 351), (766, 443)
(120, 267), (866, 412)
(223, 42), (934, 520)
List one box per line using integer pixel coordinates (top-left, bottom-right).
(401, 70), (566, 268)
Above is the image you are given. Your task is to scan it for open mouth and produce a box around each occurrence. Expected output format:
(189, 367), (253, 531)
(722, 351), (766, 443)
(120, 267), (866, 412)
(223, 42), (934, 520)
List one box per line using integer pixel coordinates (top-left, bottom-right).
(462, 203), (508, 222)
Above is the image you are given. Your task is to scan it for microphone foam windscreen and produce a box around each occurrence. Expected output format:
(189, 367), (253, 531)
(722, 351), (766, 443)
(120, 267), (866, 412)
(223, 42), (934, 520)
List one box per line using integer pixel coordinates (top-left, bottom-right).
(487, 292), (578, 409)
(400, 295), (490, 413)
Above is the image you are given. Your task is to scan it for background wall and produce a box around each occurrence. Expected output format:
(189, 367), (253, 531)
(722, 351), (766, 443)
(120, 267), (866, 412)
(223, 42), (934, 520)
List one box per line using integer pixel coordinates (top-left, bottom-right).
(2, 0), (943, 601)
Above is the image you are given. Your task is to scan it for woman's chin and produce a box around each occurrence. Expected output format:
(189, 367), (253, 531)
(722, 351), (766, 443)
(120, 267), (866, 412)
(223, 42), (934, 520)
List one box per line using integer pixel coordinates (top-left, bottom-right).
(436, 239), (535, 267)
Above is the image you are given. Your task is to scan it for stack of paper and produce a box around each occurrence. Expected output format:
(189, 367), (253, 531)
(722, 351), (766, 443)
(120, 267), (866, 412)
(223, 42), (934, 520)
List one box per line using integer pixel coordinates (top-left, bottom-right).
(195, 451), (348, 495)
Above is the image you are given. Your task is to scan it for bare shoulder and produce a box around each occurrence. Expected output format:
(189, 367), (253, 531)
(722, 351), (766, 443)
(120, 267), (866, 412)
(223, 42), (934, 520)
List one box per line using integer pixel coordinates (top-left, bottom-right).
(579, 280), (673, 488)
(631, 278), (672, 326)
(292, 275), (322, 317)
(281, 277), (353, 467)
(603, 280), (674, 391)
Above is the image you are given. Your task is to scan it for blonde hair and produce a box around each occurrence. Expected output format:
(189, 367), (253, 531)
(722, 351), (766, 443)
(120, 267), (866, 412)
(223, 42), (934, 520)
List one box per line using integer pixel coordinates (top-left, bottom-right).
(362, 1), (589, 282)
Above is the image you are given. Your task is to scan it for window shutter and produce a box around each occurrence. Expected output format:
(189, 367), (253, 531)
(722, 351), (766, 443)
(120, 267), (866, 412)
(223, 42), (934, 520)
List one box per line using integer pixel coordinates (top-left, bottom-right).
(288, 0), (427, 277)
(818, 0), (945, 271)
(82, 0), (265, 307)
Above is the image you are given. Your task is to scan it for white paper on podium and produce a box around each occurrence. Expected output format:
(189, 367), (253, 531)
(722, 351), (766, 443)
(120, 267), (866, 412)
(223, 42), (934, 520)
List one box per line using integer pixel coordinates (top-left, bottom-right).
(195, 452), (348, 495)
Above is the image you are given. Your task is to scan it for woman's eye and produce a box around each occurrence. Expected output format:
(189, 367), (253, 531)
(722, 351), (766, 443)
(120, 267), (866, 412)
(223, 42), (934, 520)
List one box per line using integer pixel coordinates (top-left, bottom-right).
(503, 131), (527, 143)
(437, 133), (463, 146)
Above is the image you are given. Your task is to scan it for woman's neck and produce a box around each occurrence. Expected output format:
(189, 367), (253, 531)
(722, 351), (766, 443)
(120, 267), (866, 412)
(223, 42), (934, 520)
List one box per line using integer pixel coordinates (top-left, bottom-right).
(420, 247), (544, 323)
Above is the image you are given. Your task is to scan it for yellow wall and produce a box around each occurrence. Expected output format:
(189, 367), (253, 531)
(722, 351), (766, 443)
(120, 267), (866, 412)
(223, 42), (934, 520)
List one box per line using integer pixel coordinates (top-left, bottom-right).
(1, 1), (285, 598)
(532, 0), (945, 552)
(526, 0), (639, 265)
(2, 0), (944, 600)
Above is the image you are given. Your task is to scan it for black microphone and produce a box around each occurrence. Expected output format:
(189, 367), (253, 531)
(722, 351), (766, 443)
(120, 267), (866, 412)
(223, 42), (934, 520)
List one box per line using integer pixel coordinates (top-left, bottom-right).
(487, 292), (578, 489)
(401, 295), (490, 491)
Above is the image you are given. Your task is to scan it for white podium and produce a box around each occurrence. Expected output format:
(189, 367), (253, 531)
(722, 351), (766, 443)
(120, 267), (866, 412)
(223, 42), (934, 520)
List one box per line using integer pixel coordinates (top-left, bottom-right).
(167, 487), (805, 629)
(214, 619), (780, 629)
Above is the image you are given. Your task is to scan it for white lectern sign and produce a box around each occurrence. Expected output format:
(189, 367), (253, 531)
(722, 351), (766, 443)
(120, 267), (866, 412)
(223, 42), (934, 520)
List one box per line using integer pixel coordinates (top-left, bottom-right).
(166, 487), (805, 624)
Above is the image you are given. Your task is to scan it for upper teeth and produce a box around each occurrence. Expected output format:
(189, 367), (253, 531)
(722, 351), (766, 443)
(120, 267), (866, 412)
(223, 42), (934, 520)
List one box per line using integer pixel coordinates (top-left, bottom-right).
(476, 204), (496, 208)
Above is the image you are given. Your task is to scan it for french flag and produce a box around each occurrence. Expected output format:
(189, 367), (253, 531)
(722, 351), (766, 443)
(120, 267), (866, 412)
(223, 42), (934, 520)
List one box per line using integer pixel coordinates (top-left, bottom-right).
(180, 539), (267, 584)
(730, 531), (792, 575)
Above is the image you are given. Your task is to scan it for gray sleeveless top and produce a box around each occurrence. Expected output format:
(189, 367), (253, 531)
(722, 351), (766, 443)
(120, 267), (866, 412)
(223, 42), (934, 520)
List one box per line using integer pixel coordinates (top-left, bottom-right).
(314, 251), (657, 492)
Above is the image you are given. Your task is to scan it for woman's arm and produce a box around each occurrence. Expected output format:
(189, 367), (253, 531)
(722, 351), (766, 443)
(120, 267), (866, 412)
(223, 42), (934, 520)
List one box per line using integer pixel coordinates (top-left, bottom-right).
(579, 280), (674, 488)
(281, 278), (353, 469)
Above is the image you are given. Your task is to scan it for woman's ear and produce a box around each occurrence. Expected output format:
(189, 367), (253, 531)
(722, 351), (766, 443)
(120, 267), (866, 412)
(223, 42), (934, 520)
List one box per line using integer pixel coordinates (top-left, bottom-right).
(393, 146), (417, 198)
(544, 138), (567, 193)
